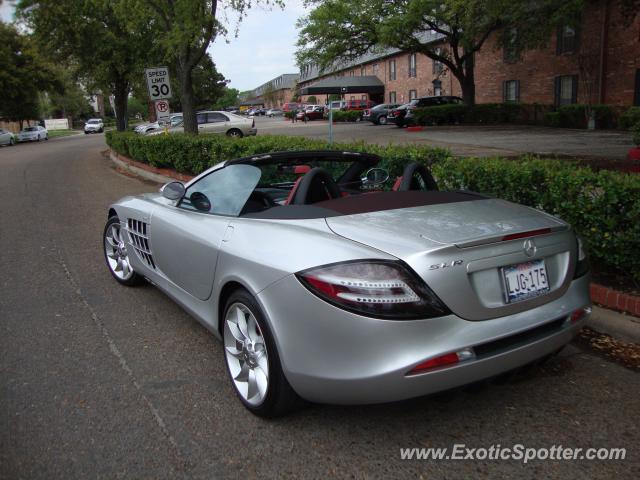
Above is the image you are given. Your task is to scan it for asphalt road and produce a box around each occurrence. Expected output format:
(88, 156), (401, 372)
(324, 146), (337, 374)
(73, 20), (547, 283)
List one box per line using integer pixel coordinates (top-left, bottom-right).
(1, 134), (639, 479)
(255, 116), (635, 159)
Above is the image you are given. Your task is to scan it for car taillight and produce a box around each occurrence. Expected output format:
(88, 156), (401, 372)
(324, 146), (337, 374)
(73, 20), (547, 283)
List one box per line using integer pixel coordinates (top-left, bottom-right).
(296, 260), (450, 320)
(574, 236), (590, 278)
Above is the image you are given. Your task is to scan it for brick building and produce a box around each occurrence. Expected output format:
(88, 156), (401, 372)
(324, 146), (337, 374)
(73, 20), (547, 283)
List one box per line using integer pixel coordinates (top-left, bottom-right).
(296, 0), (639, 108)
(245, 73), (299, 109)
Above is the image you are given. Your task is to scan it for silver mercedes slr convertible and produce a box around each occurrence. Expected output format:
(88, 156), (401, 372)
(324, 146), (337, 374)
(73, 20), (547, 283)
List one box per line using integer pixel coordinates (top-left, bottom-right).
(103, 150), (591, 417)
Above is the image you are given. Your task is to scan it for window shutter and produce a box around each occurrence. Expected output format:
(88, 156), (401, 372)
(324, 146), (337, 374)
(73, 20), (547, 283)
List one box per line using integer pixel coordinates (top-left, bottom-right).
(634, 69), (640, 106)
(554, 77), (561, 106)
(502, 81), (507, 102)
(571, 75), (579, 104)
(515, 80), (520, 102)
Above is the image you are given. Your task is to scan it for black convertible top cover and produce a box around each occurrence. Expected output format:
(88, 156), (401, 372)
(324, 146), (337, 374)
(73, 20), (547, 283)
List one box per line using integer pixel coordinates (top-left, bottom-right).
(243, 190), (486, 220)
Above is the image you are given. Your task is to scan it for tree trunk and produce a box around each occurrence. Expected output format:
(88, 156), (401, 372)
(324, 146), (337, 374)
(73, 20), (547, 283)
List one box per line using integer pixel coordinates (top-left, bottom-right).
(178, 63), (197, 135)
(113, 77), (129, 132)
(460, 70), (476, 106)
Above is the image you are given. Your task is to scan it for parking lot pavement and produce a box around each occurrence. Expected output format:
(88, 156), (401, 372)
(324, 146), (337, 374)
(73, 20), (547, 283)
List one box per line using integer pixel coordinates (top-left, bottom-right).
(255, 116), (635, 159)
(1, 135), (639, 479)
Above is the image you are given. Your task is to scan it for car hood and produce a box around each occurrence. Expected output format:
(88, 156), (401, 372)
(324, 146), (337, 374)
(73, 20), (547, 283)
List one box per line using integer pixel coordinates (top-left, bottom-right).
(325, 198), (567, 258)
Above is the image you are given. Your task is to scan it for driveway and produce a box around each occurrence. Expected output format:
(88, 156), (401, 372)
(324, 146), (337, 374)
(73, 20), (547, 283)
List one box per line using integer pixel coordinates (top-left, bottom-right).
(256, 117), (634, 159)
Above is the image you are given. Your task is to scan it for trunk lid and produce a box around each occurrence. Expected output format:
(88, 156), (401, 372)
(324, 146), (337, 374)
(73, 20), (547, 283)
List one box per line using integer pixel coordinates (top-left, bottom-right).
(325, 198), (577, 320)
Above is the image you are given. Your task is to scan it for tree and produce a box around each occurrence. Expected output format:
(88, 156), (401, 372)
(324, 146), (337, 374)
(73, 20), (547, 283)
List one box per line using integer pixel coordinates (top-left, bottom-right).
(296, 0), (586, 105)
(136, 0), (282, 134)
(213, 87), (240, 109)
(173, 54), (228, 111)
(0, 22), (58, 128)
(18, 0), (158, 131)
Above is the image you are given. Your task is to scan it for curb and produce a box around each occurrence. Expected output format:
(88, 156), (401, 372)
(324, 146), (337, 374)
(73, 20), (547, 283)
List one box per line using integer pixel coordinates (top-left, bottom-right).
(108, 149), (639, 344)
(590, 283), (640, 317)
(587, 306), (640, 344)
(109, 150), (194, 184)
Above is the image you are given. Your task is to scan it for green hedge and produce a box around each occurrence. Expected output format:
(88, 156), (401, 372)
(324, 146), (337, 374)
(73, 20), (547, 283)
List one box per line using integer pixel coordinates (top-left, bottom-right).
(620, 107), (640, 129)
(432, 156), (640, 280)
(105, 131), (451, 179)
(107, 131), (639, 280)
(412, 103), (522, 126)
(543, 104), (617, 129)
(332, 110), (362, 122)
(632, 122), (640, 146)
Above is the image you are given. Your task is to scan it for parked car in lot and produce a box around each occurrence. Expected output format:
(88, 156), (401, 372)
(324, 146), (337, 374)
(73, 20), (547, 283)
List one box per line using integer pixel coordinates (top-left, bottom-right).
(103, 150), (591, 417)
(266, 108), (283, 117)
(362, 103), (401, 125)
(342, 99), (376, 111)
(17, 125), (48, 142)
(148, 111), (256, 138)
(84, 118), (104, 134)
(137, 114), (183, 134)
(296, 105), (326, 121)
(252, 108), (268, 116)
(282, 102), (302, 112)
(388, 96), (463, 127)
(0, 128), (16, 146)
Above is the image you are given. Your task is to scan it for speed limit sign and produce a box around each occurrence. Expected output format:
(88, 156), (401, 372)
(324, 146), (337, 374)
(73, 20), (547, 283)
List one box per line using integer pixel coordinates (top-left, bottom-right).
(145, 66), (172, 100)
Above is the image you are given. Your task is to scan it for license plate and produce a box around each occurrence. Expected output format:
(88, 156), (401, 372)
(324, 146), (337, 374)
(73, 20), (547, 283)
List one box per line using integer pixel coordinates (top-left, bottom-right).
(501, 260), (550, 304)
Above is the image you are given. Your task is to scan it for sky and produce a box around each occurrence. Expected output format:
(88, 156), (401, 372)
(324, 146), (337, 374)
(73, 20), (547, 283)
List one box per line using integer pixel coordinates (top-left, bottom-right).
(0, 0), (309, 92)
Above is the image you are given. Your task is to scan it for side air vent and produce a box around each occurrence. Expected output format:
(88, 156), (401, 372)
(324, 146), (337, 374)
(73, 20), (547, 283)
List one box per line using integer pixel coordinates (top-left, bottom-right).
(127, 219), (156, 270)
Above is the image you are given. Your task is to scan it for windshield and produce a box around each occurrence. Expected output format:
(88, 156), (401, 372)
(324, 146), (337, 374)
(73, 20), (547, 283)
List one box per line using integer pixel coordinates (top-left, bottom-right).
(87, 119), (100, 124)
(23, 127), (37, 132)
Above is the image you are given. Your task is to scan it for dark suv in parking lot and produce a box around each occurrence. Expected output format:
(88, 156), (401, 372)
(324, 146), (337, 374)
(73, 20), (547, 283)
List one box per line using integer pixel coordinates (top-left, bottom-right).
(362, 103), (401, 125)
(388, 96), (463, 127)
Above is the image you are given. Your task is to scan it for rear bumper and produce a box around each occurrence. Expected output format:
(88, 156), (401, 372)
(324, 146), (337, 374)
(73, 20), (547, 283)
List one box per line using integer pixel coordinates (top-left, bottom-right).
(257, 273), (591, 405)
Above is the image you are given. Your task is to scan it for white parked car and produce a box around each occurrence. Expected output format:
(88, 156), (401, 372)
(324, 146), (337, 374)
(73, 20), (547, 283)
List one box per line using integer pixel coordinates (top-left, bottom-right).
(148, 111), (257, 138)
(137, 114), (183, 135)
(17, 125), (48, 142)
(84, 118), (104, 134)
(0, 128), (16, 146)
(266, 108), (283, 117)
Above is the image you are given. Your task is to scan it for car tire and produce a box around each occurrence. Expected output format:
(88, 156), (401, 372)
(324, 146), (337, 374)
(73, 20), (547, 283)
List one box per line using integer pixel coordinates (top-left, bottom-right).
(85, 131), (89, 135)
(222, 288), (302, 417)
(226, 128), (243, 138)
(37, 135), (41, 142)
(378, 115), (388, 125)
(99, 128), (104, 133)
(45, 134), (48, 140)
(9, 138), (15, 146)
(103, 216), (143, 286)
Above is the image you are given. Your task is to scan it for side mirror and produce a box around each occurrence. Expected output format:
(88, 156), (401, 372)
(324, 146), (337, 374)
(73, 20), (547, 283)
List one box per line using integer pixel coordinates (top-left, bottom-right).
(161, 181), (185, 200)
(362, 168), (390, 187)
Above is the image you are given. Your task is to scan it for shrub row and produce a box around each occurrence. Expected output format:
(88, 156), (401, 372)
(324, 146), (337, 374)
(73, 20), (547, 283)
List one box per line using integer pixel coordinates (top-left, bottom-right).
(331, 110), (362, 122)
(412, 103), (522, 126)
(432, 156), (640, 280)
(543, 104), (617, 129)
(106, 131), (639, 280)
(105, 131), (451, 179)
(620, 107), (640, 130)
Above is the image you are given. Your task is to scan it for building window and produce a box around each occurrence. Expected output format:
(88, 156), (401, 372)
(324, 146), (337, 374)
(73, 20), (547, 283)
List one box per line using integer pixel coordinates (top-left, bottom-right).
(389, 91), (397, 103)
(350, 96), (355, 101)
(503, 28), (519, 63)
(433, 80), (442, 96)
(409, 90), (417, 100)
(372, 63), (379, 75)
(408, 53), (417, 77)
(635, 69), (640, 106)
(389, 59), (396, 81)
(361, 95), (367, 101)
(557, 25), (579, 54)
(433, 48), (443, 74)
(503, 80), (520, 102)
(361, 66), (365, 76)
(349, 70), (355, 76)
(554, 75), (578, 105)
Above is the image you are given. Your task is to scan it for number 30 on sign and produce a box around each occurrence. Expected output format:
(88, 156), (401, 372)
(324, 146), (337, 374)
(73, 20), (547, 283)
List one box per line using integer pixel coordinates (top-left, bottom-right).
(145, 67), (172, 100)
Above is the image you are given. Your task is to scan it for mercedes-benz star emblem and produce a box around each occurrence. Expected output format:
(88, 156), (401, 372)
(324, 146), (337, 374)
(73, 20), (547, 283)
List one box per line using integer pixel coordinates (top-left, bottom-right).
(523, 239), (537, 257)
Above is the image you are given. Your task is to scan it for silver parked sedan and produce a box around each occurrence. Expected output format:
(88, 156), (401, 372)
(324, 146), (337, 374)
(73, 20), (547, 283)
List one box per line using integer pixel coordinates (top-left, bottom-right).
(103, 151), (591, 417)
(0, 128), (16, 146)
(147, 111), (256, 137)
(17, 125), (48, 142)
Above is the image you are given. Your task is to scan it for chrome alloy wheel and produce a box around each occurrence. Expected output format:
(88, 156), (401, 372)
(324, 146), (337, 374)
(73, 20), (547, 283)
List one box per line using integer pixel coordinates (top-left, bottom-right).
(224, 303), (269, 406)
(104, 221), (134, 281)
